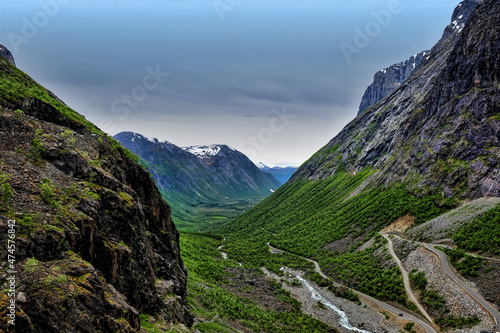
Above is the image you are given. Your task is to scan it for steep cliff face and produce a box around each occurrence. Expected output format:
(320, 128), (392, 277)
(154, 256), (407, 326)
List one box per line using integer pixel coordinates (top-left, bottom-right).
(357, 0), (482, 116)
(357, 51), (429, 116)
(294, 0), (499, 200)
(0, 57), (192, 332)
(0, 44), (15, 67)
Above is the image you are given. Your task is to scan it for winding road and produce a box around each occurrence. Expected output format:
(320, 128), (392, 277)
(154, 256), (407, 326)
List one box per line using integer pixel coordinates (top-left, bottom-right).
(265, 241), (436, 333)
(388, 234), (500, 327)
(382, 234), (434, 324)
(424, 244), (500, 326)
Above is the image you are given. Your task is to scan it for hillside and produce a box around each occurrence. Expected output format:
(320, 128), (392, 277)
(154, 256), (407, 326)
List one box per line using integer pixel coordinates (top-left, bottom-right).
(114, 132), (281, 231)
(0, 52), (192, 331)
(221, 0), (500, 331)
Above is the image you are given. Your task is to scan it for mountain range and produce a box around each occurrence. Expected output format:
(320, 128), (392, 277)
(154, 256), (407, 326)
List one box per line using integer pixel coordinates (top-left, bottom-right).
(256, 162), (298, 184)
(0, 0), (499, 332)
(114, 132), (282, 230)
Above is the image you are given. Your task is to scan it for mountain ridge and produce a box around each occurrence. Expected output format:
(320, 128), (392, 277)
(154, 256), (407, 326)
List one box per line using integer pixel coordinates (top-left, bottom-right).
(222, 1), (499, 330)
(0, 55), (192, 331)
(292, 0), (498, 200)
(257, 163), (299, 184)
(357, 0), (482, 117)
(114, 131), (282, 230)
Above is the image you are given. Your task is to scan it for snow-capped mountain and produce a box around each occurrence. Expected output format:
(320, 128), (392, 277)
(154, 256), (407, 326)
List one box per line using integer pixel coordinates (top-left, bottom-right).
(183, 145), (227, 159)
(114, 132), (282, 223)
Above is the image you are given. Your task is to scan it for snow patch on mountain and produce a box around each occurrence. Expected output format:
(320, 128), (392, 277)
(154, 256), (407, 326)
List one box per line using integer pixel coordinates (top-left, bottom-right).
(183, 145), (234, 158)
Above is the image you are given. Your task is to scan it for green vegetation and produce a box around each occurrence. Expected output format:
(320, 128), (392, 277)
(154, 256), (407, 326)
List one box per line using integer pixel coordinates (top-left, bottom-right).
(434, 315), (480, 329)
(221, 169), (450, 307)
(0, 58), (139, 166)
(409, 270), (480, 329)
(403, 322), (416, 333)
(107, 136), (138, 162)
(181, 232), (336, 332)
(28, 129), (46, 165)
(452, 204), (500, 256)
(61, 129), (76, 147)
(24, 258), (39, 273)
(440, 248), (484, 278)
(39, 178), (61, 208)
(0, 57), (100, 134)
(0, 172), (13, 211)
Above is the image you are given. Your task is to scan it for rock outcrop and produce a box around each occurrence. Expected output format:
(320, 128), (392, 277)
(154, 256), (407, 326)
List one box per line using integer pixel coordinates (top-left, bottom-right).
(0, 54), (192, 332)
(357, 51), (429, 116)
(0, 44), (15, 66)
(357, 0), (482, 116)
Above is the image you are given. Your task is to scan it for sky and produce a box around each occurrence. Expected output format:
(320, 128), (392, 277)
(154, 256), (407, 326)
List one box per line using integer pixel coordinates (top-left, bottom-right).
(0, 0), (461, 167)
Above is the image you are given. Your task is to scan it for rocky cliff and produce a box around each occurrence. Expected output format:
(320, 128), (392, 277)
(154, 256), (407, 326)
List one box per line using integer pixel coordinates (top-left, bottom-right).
(295, 0), (499, 200)
(0, 54), (192, 332)
(357, 50), (429, 116)
(0, 44), (15, 67)
(357, 0), (482, 116)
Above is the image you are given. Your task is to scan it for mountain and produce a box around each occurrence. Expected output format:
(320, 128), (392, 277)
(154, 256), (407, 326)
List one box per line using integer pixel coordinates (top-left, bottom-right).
(357, 50), (429, 116)
(0, 48), (192, 331)
(257, 163), (298, 184)
(114, 132), (282, 229)
(0, 44), (15, 66)
(223, 0), (499, 329)
(357, 0), (482, 116)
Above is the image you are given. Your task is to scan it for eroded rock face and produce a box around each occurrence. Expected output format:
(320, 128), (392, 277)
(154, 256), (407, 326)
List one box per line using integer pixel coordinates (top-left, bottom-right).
(357, 51), (429, 116)
(293, 0), (499, 200)
(0, 44), (15, 66)
(0, 58), (192, 332)
(357, 0), (482, 117)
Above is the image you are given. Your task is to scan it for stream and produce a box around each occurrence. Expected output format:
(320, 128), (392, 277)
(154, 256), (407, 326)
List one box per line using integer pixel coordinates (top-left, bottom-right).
(292, 273), (372, 333)
(217, 244), (372, 333)
(217, 245), (228, 259)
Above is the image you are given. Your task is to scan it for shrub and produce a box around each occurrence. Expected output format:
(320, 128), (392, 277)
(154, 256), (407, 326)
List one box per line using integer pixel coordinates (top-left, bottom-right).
(25, 258), (39, 273)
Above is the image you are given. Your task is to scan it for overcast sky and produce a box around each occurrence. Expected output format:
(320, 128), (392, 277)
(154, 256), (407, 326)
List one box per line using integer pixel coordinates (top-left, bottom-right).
(0, 0), (460, 166)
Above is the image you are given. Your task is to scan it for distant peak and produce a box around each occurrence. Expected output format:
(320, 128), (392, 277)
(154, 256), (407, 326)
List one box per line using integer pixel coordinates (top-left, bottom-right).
(115, 131), (172, 145)
(257, 162), (269, 169)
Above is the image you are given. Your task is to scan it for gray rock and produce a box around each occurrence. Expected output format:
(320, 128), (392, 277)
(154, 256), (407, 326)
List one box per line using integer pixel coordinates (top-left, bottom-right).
(357, 0), (482, 117)
(357, 50), (429, 116)
(292, 0), (498, 200)
(0, 44), (15, 66)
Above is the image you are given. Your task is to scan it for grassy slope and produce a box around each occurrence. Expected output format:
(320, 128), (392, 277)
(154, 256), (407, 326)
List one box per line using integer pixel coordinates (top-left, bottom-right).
(0, 57), (137, 163)
(138, 153), (276, 232)
(179, 232), (336, 333)
(452, 204), (500, 256)
(220, 168), (451, 306)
